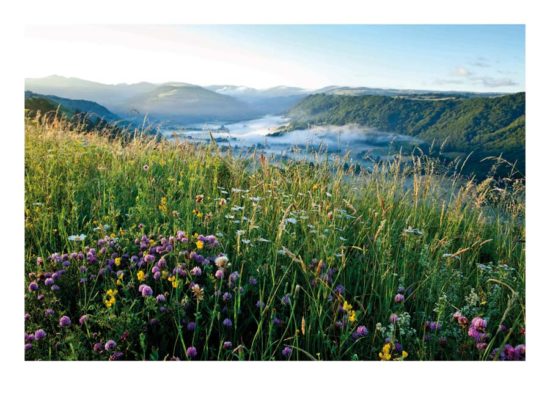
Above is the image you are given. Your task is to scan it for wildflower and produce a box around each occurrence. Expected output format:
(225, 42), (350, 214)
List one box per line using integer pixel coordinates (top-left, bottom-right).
(256, 300), (265, 310)
(156, 294), (166, 303)
(196, 240), (204, 250)
(223, 341), (233, 350)
(68, 234), (86, 242)
(187, 321), (196, 331)
(282, 346), (292, 359)
(25, 343), (33, 351)
(334, 284), (345, 295)
(59, 316), (71, 327)
(394, 293), (405, 303)
(215, 269), (224, 280)
(114, 257), (121, 267)
(109, 351), (124, 361)
(139, 284), (153, 297)
(222, 318), (233, 328)
(34, 329), (46, 340)
(379, 341), (408, 361)
(389, 313), (399, 324)
(249, 277), (258, 285)
(222, 292), (233, 302)
(195, 194), (204, 203)
(79, 315), (89, 325)
(137, 270), (145, 282)
(468, 317), (488, 344)
(354, 325), (368, 338)
(143, 164), (149, 171)
(186, 346), (198, 359)
(168, 275), (179, 288)
(191, 266), (202, 276)
(229, 271), (240, 283)
(191, 284), (204, 301)
(45, 278), (54, 286)
(281, 294), (291, 306)
(426, 321), (442, 331)
(44, 309), (54, 317)
(104, 340), (117, 351)
(28, 281), (38, 292)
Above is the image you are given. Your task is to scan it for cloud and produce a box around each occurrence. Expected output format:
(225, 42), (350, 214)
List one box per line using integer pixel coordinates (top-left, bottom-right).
(471, 76), (517, 88)
(453, 67), (471, 77)
(433, 66), (518, 89)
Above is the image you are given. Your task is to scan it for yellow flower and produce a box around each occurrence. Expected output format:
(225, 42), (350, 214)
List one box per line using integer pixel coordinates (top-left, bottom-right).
(116, 279), (122, 286)
(348, 310), (357, 323)
(161, 271), (169, 279)
(159, 196), (168, 214)
(168, 275), (178, 288)
(401, 351), (409, 359)
(114, 257), (121, 266)
(106, 289), (118, 297)
(379, 343), (392, 361)
(196, 240), (204, 250)
(137, 270), (145, 282)
(343, 301), (353, 312)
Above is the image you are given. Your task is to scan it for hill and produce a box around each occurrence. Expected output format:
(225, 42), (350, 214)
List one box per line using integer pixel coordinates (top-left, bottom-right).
(24, 116), (525, 360)
(25, 91), (119, 121)
(123, 84), (257, 124)
(284, 93), (525, 176)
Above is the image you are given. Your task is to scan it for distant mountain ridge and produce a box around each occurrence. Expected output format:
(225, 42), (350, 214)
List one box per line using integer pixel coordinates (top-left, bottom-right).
(26, 76), (514, 125)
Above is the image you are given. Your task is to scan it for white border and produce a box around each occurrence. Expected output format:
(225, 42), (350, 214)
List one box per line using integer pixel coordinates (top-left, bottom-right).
(1, 1), (548, 391)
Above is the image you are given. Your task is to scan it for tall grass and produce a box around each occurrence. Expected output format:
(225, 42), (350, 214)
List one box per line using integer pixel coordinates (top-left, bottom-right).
(24, 115), (525, 360)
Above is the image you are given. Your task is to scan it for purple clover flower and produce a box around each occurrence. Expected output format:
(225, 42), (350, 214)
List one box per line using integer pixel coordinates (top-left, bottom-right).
(156, 294), (166, 303)
(139, 284), (153, 297)
(79, 315), (89, 325)
(59, 316), (71, 327)
(104, 340), (117, 351)
(34, 329), (46, 340)
(191, 266), (202, 277)
(223, 341), (233, 350)
(282, 346), (292, 359)
(394, 293), (405, 303)
(222, 318), (233, 328)
(186, 346), (198, 359)
(28, 281), (39, 292)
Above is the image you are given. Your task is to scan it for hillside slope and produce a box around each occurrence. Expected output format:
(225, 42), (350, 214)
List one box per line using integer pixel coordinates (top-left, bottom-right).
(286, 93), (525, 175)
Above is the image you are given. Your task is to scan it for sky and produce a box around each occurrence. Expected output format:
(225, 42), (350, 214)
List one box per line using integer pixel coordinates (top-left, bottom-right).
(24, 25), (525, 92)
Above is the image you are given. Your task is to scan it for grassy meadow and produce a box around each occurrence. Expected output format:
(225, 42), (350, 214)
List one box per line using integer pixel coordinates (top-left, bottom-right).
(24, 114), (525, 360)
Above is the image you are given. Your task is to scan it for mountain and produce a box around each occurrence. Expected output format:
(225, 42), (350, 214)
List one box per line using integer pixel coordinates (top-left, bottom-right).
(25, 76), (158, 110)
(122, 84), (257, 124)
(314, 86), (507, 98)
(284, 93), (525, 176)
(205, 85), (309, 115)
(25, 91), (119, 121)
(26, 76), (259, 124)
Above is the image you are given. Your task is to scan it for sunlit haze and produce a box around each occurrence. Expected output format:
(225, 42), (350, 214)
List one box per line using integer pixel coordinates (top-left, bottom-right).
(25, 25), (524, 92)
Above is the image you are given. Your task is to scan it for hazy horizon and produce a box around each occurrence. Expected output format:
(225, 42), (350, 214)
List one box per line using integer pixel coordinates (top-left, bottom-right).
(25, 74), (524, 95)
(25, 25), (525, 93)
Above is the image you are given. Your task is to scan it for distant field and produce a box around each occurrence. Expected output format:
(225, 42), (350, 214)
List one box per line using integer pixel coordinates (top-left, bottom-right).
(24, 115), (525, 360)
